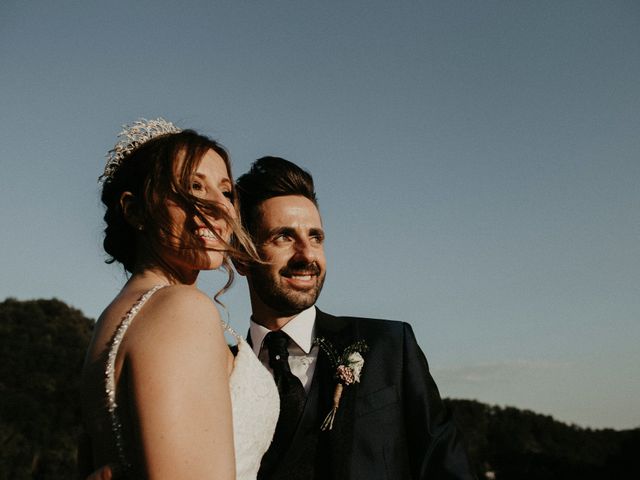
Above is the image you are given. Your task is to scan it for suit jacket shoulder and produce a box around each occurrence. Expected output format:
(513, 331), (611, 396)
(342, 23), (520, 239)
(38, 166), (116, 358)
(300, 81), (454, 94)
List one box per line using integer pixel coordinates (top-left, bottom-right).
(315, 309), (409, 347)
(313, 308), (476, 480)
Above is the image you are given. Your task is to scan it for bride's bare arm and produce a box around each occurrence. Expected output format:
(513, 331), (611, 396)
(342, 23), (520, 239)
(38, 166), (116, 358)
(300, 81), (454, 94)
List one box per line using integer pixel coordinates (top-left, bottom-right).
(123, 286), (235, 480)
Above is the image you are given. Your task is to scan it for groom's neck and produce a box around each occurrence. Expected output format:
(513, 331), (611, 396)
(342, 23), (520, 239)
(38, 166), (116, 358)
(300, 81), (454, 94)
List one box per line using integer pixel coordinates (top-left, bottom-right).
(247, 283), (308, 330)
(250, 309), (298, 331)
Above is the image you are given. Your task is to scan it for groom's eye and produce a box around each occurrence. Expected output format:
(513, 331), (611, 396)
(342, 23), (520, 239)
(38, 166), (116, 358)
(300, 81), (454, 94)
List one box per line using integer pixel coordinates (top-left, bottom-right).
(310, 231), (325, 244)
(272, 234), (291, 245)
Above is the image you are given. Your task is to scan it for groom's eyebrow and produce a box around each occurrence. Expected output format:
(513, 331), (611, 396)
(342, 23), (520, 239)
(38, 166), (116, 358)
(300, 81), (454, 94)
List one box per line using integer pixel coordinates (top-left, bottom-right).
(266, 226), (295, 238)
(309, 227), (325, 238)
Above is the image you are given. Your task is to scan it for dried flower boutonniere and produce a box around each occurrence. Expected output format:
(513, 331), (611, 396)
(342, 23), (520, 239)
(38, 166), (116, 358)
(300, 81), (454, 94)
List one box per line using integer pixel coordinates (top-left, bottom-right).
(314, 337), (369, 431)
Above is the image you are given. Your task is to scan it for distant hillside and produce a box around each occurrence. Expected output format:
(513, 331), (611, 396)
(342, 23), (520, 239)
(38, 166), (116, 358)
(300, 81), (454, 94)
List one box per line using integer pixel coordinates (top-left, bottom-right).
(446, 398), (639, 479)
(1, 297), (638, 479)
(0, 297), (93, 480)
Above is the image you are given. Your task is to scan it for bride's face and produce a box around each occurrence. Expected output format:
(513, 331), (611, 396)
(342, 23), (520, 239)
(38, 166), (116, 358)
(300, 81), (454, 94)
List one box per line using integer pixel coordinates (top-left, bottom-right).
(159, 149), (235, 276)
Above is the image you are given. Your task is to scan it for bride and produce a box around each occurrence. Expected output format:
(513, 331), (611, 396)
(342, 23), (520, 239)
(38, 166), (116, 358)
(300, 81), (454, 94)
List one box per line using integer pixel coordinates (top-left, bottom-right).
(81, 119), (278, 479)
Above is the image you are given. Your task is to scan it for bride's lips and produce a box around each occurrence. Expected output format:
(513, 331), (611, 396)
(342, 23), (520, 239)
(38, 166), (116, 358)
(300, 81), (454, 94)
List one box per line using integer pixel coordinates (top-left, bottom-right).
(194, 226), (227, 246)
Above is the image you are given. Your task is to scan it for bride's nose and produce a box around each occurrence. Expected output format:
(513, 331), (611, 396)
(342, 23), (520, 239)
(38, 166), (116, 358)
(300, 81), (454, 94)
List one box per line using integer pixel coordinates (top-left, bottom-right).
(207, 189), (236, 217)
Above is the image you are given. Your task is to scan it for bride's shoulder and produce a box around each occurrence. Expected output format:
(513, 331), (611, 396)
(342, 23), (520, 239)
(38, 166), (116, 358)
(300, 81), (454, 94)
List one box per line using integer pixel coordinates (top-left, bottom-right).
(147, 284), (218, 314)
(126, 285), (224, 349)
(150, 284), (217, 311)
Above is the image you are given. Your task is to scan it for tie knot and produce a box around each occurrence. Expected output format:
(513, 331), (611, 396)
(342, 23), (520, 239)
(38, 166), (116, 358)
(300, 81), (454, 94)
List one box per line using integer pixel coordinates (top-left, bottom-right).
(264, 330), (291, 371)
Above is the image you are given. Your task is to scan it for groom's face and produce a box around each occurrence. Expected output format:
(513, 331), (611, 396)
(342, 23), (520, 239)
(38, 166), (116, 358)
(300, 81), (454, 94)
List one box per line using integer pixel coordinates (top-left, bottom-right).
(247, 195), (326, 316)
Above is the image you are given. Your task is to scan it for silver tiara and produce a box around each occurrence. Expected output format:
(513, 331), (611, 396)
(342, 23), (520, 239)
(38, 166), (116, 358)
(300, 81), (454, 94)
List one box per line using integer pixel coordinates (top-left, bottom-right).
(100, 117), (182, 182)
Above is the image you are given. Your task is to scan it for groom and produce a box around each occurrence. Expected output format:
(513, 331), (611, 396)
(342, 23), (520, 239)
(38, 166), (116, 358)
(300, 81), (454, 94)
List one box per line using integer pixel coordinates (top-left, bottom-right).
(235, 157), (474, 480)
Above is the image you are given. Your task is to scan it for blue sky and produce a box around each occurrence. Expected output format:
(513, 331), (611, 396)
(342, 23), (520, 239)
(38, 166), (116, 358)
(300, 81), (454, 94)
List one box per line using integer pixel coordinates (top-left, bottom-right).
(1, 1), (638, 429)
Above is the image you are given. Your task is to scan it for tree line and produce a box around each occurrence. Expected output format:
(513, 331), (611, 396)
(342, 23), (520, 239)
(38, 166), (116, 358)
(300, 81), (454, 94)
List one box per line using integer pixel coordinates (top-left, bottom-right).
(1, 297), (637, 479)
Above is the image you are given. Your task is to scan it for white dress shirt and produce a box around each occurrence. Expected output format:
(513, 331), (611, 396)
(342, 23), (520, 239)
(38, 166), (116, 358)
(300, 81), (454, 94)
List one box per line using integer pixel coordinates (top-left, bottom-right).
(249, 306), (319, 393)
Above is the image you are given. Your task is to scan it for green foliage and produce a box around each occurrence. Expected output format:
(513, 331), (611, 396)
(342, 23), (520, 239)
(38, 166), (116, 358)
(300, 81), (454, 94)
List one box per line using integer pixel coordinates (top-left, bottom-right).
(0, 298), (94, 480)
(446, 398), (640, 479)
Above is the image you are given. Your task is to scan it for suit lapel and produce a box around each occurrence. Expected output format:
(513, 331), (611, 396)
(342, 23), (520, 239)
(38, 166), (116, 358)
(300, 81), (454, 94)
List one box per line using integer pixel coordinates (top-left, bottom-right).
(251, 310), (361, 479)
(271, 309), (335, 472)
(313, 309), (359, 479)
(269, 308), (359, 478)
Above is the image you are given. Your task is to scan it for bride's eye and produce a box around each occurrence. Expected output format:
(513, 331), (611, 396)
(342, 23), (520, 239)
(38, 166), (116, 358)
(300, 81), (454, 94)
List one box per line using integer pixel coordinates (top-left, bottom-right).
(191, 181), (204, 192)
(222, 190), (233, 200)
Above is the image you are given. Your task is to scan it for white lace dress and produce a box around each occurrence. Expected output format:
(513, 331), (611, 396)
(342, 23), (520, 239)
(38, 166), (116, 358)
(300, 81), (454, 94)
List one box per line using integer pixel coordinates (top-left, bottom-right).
(105, 285), (279, 479)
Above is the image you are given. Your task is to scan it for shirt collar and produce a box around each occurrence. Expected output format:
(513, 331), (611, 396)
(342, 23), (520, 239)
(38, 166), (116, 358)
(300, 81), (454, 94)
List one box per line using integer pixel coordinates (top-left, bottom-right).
(249, 305), (317, 357)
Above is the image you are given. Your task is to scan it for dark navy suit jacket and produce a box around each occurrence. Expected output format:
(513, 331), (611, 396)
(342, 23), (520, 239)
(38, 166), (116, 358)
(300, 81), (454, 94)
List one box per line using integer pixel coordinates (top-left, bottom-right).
(260, 308), (476, 480)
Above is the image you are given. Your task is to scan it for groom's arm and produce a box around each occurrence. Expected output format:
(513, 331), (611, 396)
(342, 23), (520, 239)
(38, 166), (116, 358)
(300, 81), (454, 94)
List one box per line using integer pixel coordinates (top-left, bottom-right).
(401, 323), (476, 479)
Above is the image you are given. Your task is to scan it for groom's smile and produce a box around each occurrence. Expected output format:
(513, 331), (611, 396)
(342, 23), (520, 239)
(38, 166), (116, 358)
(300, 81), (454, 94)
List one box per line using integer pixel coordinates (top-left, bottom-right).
(280, 261), (322, 288)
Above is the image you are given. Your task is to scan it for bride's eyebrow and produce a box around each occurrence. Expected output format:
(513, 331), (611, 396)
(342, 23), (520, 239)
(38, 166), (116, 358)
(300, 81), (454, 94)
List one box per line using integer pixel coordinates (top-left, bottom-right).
(219, 178), (232, 189)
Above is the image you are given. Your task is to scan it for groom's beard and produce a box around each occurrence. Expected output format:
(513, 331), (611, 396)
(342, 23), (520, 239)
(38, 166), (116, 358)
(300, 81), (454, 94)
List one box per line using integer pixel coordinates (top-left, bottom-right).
(249, 260), (326, 316)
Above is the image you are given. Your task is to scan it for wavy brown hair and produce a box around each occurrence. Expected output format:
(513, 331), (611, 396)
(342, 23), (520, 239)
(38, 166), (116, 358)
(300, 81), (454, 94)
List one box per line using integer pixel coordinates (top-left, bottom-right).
(101, 129), (259, 300)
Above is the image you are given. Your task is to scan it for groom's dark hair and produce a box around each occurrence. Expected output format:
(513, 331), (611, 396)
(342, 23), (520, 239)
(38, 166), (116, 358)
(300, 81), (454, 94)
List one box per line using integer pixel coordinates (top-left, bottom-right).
(236, 156), (318, 238)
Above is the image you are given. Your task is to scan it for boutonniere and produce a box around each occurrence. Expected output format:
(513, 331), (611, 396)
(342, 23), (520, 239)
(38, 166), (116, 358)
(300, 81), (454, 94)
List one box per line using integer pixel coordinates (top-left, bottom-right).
(314, 337), (369, 431)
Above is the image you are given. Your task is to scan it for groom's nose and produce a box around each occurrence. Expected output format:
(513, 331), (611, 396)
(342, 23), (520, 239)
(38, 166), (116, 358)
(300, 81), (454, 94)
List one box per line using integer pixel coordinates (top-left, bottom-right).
(292, 237), (317, 263)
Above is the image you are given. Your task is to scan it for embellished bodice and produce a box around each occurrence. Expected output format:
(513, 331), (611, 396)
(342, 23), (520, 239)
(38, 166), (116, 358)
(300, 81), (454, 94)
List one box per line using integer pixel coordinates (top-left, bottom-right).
(226, 328), (280, 479)
(104, 286), (279, 479)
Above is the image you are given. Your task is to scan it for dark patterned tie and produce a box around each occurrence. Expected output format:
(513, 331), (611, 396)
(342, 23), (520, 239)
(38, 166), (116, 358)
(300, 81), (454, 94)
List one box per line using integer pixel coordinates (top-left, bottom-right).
(259, 330), (307, 476)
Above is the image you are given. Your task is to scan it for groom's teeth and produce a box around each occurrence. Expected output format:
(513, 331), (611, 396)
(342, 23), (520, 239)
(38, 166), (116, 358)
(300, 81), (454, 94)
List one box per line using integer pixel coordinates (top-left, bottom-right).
(292, 275), (312, 280)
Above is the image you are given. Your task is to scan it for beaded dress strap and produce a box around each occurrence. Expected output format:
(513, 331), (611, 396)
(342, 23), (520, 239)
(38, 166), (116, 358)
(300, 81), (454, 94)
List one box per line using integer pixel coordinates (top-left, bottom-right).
(105, 284), (168, 472)
(223, 322), (244, 345)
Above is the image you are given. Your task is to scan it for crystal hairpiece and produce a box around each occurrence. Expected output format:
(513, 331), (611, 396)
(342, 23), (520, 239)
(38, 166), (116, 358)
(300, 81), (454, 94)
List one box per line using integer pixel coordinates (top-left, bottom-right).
(100, 117), (182, 182)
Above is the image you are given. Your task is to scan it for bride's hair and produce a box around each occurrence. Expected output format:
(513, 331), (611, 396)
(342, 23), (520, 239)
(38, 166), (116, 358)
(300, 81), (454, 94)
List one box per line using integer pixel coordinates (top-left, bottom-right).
(101, 129), (259, 297)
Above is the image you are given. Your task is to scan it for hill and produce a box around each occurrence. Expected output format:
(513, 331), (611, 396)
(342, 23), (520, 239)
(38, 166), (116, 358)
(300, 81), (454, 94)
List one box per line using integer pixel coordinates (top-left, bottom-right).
(0, 298), (93, 479)
(446, 398), (639, 479)
(1, 297), (637, 479)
